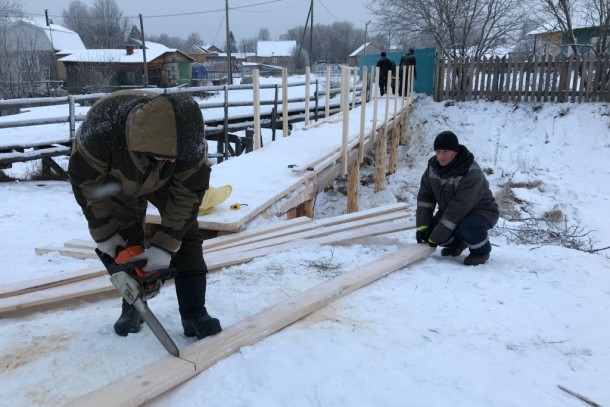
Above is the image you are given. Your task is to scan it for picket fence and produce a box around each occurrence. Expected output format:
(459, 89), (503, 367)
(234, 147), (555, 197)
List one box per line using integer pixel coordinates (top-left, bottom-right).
(434, 54), (610, 103)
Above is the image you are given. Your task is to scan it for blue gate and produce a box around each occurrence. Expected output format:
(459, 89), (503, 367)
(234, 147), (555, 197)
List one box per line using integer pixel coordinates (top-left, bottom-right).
(358, 47), (436, 95)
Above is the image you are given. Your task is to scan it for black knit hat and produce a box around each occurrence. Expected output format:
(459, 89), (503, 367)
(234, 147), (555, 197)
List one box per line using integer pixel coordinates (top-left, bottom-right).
(434, 131), (460, 152)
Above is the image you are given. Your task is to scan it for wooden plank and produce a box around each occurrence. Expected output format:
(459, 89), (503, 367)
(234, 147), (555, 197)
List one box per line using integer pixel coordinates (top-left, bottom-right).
(0, 267), (105, 299)
(202, 216), (312, 250)
(65, 244), (434, 407)
(209, 209), (409, 259)
(53, 205), (408, 258)
(0, 274), (114, 314)
(1, 218), (416, 315)
(25, 205), (408, 305)
(35, 246), (97, 259)
(205, 219), (416, 270)
(62, 217), (315, 253)
(206, 203), (409, 254)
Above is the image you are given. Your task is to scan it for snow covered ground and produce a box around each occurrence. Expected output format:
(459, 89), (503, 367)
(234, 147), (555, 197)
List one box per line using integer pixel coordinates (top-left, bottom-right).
(0, 92), (609, 406)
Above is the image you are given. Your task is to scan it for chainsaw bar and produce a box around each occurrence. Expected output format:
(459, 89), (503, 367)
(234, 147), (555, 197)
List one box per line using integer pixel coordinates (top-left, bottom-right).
(133, 298), (180, 357)
(109, 270), (180, 357)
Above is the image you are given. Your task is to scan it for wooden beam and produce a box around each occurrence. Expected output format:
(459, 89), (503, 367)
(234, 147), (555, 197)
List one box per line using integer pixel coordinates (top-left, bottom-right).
(347, 159), (359, 213)
(282, 67), (289, 137)
(325, 65), (330, 118)
(0, 267), (105, 299)
(252, 69), (261, 150)
(65, 244), (434, 407)
(3, 212), (415, 315)
(26, 206), (409, 303)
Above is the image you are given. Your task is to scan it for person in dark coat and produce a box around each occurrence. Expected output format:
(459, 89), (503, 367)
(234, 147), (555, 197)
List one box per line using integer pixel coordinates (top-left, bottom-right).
(376, 51), (395, 96)
(399, 48), (416, 96)
(415, 131), (499, 266)
(68, 90), (222, 339)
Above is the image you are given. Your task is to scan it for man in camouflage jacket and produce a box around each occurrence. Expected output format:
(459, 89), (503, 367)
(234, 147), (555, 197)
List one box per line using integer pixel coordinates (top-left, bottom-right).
(416, 131), (499, 266)
(68, 90), (222, 339)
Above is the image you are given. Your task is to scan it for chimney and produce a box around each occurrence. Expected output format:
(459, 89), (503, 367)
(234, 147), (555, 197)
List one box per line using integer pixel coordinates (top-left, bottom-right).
(126, 45), (134, 55)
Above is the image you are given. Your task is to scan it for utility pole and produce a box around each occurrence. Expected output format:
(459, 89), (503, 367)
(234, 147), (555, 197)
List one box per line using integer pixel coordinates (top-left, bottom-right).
(364, 20), (371, 56)
(309, 0), (313, 67)
(139, 14), (149, 87)
(225, 0), (233, 85)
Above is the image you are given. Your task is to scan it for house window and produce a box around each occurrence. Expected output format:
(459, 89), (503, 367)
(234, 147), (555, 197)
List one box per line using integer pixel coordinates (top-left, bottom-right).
(42, 68), (50, 80)
(542, 41), (549, 54)
(273, 56), (277, 63)
(127, 72), (135, 84)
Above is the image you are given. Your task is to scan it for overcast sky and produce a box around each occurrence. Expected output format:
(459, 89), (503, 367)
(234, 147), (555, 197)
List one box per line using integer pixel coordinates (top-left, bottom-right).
(21, 0), (373, 45)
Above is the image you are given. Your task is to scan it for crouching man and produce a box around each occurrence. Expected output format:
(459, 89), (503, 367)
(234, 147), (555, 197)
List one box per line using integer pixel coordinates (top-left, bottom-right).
(415, 131), (499, 266)
(68, 90), (222, 338)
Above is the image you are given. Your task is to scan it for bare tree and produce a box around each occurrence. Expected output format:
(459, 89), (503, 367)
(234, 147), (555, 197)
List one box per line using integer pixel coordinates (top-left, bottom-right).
(185, 32), (202, 46)
(583, 0), (610, 55)
(280, 21), (362, 63)
(0, 1), (50, 99)
(62, 1), (94, 47)
(288, 45), (308, 70)
(258, 27), (270, 41)
(367, 0), (529, 59)
(89, 0), (128, 48)
(537, 0), (581, 56)
(239, 37), (257, 53)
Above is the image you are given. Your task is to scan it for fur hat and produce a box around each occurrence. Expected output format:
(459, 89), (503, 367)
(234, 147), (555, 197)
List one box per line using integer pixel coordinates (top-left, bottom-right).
(381, 51), (386, 57)
(434, 131), (460, 152)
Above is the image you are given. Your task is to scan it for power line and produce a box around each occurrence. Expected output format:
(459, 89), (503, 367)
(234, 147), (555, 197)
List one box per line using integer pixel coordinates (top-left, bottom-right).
(317, 0), (340, 21)
(23, 0), (286, 20)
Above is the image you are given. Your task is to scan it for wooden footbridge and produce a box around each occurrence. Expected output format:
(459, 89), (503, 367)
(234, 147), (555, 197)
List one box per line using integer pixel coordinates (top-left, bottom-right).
(1, 65), (431, 406)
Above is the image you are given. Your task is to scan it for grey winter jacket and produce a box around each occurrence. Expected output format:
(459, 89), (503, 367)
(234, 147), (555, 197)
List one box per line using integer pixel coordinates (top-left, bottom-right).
(416, 145), (499, 244)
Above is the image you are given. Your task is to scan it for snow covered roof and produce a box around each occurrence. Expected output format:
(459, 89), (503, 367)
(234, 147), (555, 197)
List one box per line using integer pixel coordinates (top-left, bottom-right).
(527, 18), (596, 36)
(348, 42), (381, 56)
(58, 43), (193, 63)
(257, 41), (296, 57)
(18, 18), (86, 52)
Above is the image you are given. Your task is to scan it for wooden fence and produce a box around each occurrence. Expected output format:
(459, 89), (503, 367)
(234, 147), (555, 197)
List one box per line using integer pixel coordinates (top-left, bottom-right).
(434, 54), (610, 103)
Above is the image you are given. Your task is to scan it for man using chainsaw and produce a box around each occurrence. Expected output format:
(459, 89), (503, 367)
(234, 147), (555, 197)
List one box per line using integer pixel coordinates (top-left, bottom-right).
(68, 90), (222, 340)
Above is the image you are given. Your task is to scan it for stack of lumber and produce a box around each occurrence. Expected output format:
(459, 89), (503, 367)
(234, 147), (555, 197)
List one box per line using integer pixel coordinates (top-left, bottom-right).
(2, 204), (414, 316)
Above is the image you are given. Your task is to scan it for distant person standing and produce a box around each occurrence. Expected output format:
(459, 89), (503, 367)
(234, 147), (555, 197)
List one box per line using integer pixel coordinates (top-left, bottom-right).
(399, 48), (416, 96)
(376, 51), (395, 96)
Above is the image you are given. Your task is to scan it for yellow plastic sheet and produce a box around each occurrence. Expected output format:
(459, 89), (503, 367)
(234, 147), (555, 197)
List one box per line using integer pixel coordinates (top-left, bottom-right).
(198, 185), (232, 215)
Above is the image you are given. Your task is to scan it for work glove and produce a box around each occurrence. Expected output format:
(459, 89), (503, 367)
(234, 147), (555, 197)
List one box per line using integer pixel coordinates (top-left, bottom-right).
(131, 246), (172, 272)
(96, 233), (126, 258)
(416, 226), (430, 244)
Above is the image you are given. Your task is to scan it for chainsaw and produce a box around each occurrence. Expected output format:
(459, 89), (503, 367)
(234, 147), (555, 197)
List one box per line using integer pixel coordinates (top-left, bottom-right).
(96, 246), (180, 357)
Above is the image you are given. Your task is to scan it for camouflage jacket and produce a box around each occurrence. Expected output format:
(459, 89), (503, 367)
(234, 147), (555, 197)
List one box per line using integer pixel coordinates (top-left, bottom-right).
(68, 91), (209, 253)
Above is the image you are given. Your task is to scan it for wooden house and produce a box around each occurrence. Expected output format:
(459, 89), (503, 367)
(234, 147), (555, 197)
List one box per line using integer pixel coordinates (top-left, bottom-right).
(2, 18), (85, 97)
(255, 41), (296, 66)
(528, 23), (610, 56)
(347, 42), (382, 67)
(59, 41), (195, 93)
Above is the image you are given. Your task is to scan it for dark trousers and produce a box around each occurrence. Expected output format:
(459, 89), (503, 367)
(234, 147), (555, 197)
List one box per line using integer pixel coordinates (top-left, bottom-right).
(453, 213), (492, 255)
(112, 188), (209, 318)
(432, 213), (492, 255)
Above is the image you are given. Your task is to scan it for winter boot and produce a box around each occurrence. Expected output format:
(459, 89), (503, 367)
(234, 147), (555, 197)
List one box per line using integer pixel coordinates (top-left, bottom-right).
(182, 310), (222, 339)
(441, 240), (468, 257)
(175, 273), (222, 339)
(464, 253), (490, 266)
(114, 299), (143, 336)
